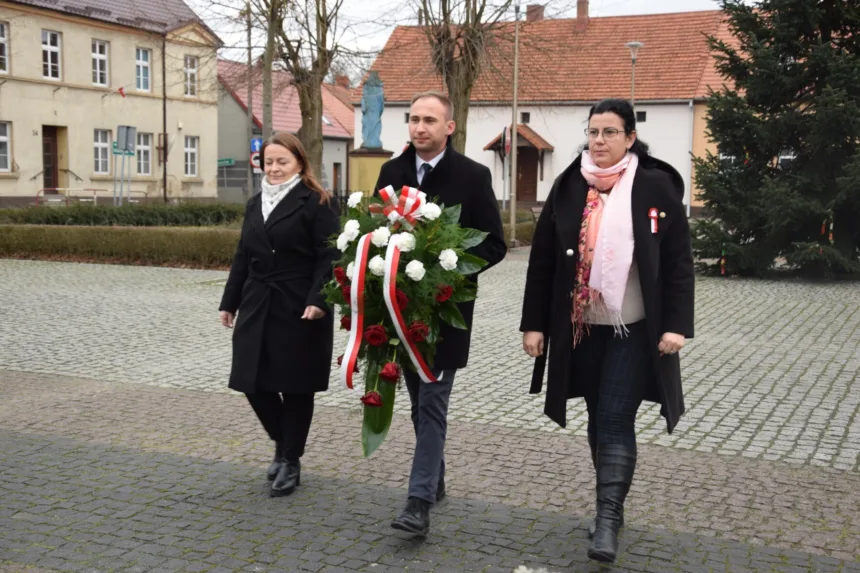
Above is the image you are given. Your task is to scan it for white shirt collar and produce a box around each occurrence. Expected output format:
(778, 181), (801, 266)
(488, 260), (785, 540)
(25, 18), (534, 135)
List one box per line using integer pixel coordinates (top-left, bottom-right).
(415, 148), (446, 173)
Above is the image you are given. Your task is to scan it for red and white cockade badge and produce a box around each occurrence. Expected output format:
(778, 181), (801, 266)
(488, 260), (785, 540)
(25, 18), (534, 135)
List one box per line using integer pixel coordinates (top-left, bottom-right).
(648, 208), (659, 234)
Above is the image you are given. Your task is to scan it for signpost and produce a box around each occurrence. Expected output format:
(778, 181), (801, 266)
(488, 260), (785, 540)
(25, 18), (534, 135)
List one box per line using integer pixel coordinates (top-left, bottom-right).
(113, 126), (136, 206)
(250, 138), (263, 175)
(217, 158), (235, 168)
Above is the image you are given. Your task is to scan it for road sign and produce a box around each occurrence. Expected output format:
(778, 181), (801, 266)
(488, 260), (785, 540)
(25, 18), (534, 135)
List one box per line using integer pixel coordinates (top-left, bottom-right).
(111, 141), (134, 156)
(217, 158), (235, 168)
(250, 152), (262, 174)
(250, 137), (263, 153)
(503, 125), (511, 156)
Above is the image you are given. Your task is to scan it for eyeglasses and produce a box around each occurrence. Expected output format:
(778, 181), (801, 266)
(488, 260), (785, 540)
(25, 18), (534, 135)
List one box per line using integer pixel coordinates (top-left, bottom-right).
(584, 128), (623, 140)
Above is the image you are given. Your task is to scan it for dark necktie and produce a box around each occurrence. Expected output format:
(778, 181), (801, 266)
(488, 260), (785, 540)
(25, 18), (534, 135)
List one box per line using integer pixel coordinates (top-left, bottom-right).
(419, 163), (433, 185)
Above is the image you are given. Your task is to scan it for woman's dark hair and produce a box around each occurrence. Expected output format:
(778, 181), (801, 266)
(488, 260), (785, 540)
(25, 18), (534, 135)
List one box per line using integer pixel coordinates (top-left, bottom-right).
(587, 98), (651, 159)
(260, 132), (331, 204)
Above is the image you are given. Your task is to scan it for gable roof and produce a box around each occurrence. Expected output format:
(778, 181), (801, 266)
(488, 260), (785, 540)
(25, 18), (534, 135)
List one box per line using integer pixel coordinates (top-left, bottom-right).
(484, 124), (554, 151)
(9, 0), (219, 39)
(218, 60), (353, 140)
(361, 10), (732, 104)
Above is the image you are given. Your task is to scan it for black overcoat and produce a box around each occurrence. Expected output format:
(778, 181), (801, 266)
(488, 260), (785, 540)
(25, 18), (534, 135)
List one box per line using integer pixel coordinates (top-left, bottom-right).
(219, 182), (341, 394)
(519, 154), (695, 432)
(375, 142), (508, 370)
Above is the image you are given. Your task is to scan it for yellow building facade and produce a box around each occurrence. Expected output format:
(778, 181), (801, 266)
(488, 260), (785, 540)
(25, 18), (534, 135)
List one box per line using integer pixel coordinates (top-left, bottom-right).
(0, 1), (220, 205)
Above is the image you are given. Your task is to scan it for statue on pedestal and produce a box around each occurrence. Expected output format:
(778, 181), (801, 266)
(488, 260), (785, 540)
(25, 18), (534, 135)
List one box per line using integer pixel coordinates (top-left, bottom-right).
(360, 71), (384, 149)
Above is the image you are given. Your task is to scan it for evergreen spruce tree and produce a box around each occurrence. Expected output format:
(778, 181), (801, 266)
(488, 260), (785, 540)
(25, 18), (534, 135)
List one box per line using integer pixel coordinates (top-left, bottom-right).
(693, 0), (860, 277)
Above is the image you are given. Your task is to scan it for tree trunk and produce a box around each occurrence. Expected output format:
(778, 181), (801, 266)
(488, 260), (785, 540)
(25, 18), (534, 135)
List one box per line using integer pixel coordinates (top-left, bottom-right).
(262, 9), (276, 139)
(445, 62), (475, 155)
(296, 80), (325, 181)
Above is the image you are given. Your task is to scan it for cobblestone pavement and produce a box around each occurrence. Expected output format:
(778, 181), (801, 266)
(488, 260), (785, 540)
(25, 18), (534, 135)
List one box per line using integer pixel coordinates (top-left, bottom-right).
(1, 371), (859, 573)
(1, 258), (859, 470)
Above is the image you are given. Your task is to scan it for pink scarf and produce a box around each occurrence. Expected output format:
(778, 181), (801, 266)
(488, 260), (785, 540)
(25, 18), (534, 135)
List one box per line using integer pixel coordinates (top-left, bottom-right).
(572, 151), (638, 346)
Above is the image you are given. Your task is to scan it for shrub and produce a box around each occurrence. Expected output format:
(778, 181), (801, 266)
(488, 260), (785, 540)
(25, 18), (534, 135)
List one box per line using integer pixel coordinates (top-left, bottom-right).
(0, 203), (245, 227)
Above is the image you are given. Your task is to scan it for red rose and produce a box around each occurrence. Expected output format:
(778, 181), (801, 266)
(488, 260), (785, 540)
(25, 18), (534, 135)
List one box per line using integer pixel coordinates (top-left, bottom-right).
(364, 325), (388, 347)
(333, 266), (347, 286)
(360, 391), (383, 407)
(408, 321), (430, 343)
(435, 285), (453, 303)
(396, 289), (409, 311)
(340, 315), (352, 331)
(379, 362), (401, 383)
(336, 354), (358, 372)
(341, 284), (351, 302)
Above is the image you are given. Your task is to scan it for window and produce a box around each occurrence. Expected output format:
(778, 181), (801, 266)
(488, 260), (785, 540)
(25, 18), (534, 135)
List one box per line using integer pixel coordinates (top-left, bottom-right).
(92, 40), (108, 86)
(137, 132), (152, 175)
(94, 129), (110, 174)
(184, 136), (198, 177)
(636, 111), (647, 123)
(0, 122), (10, 171)
(521, 112), (530, 124)
(322, 115), (333, 126)
(42, 30), (61, 80)
(136, 48), (151, 91)
(778, 150), (796, 170)
(184, 55), (197, 96)
(0, 23), (8, 74)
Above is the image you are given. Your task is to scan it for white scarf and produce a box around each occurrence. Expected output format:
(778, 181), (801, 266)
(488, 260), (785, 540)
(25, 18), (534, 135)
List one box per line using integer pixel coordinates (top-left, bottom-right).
(261, 174), (301, 222)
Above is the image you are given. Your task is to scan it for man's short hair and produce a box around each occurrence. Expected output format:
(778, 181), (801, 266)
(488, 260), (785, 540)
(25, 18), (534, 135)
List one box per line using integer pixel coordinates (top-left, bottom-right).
(410, 91), (454, 121)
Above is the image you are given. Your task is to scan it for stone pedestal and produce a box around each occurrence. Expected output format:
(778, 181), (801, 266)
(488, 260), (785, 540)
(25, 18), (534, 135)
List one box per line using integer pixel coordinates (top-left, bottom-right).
(349, 147), (394, 196)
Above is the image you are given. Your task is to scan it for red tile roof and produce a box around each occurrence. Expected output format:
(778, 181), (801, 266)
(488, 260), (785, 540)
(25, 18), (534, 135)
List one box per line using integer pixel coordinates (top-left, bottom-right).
(361, 10), (731, 103)
(218, 60), (353, 139)
(483, 124), (554, 151)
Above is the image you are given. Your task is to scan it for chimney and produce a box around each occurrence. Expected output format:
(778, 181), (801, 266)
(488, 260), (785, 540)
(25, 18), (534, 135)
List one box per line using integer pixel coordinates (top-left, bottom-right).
(335, 74), (350, 89)
(526, 4), (544, 22)
(576, 0), (589, 32)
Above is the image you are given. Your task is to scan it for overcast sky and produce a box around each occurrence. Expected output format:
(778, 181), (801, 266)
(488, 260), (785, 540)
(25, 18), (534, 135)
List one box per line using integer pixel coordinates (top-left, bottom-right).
(193, 0), (724, 74)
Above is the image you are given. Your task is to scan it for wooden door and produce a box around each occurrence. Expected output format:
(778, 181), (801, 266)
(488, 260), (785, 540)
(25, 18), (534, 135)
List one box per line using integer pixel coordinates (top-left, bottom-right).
(42, 126), (59, 193)
(517, 147), (538, 203)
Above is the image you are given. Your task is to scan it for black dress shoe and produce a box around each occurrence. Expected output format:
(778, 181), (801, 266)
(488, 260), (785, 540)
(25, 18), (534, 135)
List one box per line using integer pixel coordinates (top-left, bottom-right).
(436, 476), (446, 503)
(266, 443), (285, 481)
(391, 497), (430, 535)
(270, 459), (300, 497)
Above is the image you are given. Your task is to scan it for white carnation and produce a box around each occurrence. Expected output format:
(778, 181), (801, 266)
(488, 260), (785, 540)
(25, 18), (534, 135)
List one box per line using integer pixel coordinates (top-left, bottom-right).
(336, 233), (350, 252)
(344, 219), (360, 240)
(405, 260), (426, 282)
(420, 203), (442, 221)
(393, 232), (416, 252)
(347, 192), (364, 209)
(439, 249), (458, 271)
(346, 262), (355, 280)
(371, 226), (391, 248)
(368, 255), (386, 277)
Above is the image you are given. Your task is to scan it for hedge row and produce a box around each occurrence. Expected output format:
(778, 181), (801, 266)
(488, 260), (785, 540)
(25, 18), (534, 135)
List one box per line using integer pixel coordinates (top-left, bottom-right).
(0, 223), (536, 269)
(0, 203), (245, 227)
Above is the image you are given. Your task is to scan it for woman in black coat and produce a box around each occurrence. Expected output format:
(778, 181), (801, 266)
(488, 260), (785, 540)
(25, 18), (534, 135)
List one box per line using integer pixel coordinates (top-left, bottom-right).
(219, 132), (340, 497)
(520, 99), (694, 563)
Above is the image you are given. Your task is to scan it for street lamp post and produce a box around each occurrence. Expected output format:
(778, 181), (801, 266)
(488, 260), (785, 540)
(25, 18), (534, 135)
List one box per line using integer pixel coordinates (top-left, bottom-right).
(509, 0), (521, 249)
(626, 41), (643, 108)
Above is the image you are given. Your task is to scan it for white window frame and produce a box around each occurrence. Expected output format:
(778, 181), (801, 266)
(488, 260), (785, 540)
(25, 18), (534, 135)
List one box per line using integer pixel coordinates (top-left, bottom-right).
(0, 122), (10, 172)
(41, 30), (61, 81)
(92, 40), (109, 87)
(0, 23), (9, 74)
(184, 136), (198, 177)
(136, 48), (151, 92)
(136, 132), (152, 176)
(184, 55), (197, 97)
(94, 129), (110, 174)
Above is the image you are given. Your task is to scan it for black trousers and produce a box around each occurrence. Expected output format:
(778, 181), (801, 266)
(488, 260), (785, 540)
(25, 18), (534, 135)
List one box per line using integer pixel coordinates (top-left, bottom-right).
(245, 392), (315, 461)
(572, 321), (649, 453)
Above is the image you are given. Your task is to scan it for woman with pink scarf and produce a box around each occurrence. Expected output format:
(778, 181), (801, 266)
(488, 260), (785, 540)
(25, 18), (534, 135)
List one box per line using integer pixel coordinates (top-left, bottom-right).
(520, 99), (694, 563)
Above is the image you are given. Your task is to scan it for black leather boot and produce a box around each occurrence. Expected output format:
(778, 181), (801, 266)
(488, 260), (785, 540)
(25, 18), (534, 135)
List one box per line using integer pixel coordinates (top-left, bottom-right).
(587, 444), (636, 563)
(266, 442), (285, 481)
(270, 458), (300, 497)
(587, 437), (624, 538)
(391, 497), (431, 535)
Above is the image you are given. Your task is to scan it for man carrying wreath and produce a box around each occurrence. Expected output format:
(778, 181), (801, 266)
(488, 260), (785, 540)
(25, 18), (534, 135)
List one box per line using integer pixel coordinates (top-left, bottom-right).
(374, 91), (507, 535)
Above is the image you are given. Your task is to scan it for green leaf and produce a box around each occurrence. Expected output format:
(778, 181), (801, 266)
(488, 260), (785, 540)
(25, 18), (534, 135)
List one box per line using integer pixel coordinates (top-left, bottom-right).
(450, 286), (477, 303)
(460, 228), (488, 250)
(438, 300), (468, 330)
(361, 362), (397, 457)
(441, 205), (461, 226)
(456, 252), (488, 275)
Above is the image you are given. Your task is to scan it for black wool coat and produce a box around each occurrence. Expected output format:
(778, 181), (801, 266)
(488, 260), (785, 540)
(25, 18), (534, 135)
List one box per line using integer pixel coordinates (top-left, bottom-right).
(519, 154), (695, 433)
(375, 142), (508, 370)
(220, 182), (341, 394)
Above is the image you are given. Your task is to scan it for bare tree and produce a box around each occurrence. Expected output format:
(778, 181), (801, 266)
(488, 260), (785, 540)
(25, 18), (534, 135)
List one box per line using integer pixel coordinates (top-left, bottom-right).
(418, 0), (513, 153)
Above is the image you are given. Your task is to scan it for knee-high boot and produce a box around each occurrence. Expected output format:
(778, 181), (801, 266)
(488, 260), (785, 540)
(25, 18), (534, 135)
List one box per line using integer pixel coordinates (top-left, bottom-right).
(587, 444), (636, 563)
(587, 436), (625, 538)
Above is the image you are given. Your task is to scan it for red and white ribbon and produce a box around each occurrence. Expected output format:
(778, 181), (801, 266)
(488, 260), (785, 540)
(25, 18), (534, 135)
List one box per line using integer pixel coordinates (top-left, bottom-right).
(648, 208), (659, 234)
(340, 233), (372, 389)
(382, 240), (438, 383)
(372, 185), (427, 230)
